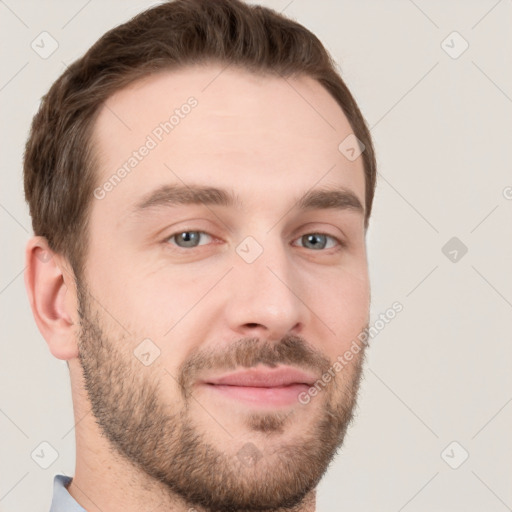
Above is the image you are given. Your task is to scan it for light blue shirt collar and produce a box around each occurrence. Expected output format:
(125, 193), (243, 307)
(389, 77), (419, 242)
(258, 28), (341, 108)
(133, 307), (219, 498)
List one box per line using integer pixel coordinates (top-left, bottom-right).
(49, 474), (86, 512)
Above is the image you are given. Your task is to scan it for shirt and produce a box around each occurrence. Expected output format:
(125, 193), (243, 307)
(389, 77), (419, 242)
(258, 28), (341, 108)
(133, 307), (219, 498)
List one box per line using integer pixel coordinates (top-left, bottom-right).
(49, 474), (86, 512)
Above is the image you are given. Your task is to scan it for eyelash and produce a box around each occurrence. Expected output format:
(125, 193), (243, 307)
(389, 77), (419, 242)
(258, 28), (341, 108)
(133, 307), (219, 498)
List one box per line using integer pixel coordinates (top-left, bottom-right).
(164, 230), (345, 252)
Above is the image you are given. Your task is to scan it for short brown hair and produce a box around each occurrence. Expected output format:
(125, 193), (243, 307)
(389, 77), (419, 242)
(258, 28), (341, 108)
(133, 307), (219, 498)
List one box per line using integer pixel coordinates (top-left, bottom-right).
(24, 0), (376, 280)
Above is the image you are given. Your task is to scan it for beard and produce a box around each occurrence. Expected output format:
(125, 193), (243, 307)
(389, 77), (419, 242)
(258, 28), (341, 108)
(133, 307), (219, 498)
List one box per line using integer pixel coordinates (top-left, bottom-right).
(76, 280), (367, 512)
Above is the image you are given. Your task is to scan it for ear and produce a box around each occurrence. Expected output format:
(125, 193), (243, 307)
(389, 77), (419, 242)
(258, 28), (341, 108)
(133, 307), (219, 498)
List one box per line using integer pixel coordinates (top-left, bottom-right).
(24, 236), (79, 360)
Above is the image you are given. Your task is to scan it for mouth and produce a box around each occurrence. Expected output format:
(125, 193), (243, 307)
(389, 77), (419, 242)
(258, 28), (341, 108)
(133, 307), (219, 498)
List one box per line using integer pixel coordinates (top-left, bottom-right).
(198, 366), (316, 407)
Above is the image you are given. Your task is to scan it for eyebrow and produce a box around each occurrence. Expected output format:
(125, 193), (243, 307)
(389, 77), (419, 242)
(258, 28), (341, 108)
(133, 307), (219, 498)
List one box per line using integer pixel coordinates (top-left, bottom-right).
(296, 187), (364, 214)
(130, 184), (364, 217)
(133, 184), (242, 212)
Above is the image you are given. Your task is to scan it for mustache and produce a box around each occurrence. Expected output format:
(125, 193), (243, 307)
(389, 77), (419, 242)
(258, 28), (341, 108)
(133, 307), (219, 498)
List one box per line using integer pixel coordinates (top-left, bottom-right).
(177, 334), (332, 395)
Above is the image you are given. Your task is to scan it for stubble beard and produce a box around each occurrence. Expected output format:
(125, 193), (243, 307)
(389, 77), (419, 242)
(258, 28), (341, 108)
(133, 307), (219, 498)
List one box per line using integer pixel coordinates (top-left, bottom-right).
(76, 282), (367, 512)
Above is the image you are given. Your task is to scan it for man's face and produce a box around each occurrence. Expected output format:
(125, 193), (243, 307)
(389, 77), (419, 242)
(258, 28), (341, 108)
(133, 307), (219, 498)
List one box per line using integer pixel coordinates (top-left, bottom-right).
(77, 64), (370, 511)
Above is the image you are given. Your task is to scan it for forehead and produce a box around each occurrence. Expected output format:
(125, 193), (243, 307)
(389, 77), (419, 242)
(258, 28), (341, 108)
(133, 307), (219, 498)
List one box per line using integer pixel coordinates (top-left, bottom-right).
(90, 64), (365, 219)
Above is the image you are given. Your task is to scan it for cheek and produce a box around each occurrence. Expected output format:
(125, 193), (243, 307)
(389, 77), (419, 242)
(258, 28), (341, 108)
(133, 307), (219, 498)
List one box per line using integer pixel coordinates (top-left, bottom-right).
(116, 269), (219, 356)
(315, 266), (370, 349)
(121, 278), (199, 337)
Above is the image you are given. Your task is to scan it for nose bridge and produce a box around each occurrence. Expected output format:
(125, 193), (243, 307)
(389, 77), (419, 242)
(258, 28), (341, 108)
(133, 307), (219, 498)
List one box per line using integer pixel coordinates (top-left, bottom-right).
(227, 232), (307, 337)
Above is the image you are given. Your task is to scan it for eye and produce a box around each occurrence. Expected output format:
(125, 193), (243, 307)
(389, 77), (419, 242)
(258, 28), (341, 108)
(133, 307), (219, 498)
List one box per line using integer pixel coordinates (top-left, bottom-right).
(293, 233), (341, 251)
(166, 230), (213, 249)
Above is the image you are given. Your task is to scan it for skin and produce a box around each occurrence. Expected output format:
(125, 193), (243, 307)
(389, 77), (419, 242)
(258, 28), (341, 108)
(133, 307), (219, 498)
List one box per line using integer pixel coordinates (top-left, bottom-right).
(25, 64), (370, 512)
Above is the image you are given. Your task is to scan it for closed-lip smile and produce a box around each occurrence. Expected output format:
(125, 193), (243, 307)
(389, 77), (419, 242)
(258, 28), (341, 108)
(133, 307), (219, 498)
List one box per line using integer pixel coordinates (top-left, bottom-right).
(198, 366), (317, 407)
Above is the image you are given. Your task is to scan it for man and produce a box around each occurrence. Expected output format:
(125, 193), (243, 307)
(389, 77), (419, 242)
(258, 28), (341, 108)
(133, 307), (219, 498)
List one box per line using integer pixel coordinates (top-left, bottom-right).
(24, 0), (376, 510)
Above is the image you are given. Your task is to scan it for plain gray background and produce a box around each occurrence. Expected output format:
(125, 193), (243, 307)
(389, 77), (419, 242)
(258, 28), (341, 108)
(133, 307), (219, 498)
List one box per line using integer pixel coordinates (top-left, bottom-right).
(1, 1), (511, 511)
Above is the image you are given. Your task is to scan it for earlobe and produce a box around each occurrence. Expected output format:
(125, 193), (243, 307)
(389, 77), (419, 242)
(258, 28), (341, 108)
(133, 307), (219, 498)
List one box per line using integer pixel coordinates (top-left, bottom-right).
(24, 236), (79, 361)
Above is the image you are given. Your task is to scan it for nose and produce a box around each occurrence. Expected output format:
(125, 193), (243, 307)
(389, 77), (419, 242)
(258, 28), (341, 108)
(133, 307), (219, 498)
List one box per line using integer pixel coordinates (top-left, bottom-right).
(223, 238), (309, 342)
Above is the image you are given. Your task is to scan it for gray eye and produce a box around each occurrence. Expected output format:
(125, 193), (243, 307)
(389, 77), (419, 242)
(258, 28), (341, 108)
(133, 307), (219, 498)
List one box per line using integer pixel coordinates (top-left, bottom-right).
(297, 233), (338, 250)
(170, 231), (209, 248)
(301, 234), (327, 250)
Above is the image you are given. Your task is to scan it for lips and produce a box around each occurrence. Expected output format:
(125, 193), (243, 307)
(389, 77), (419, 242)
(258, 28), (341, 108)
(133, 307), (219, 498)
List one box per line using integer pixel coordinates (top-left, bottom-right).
(198, 366), (318, 407)
(202, 366), (317, 388)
